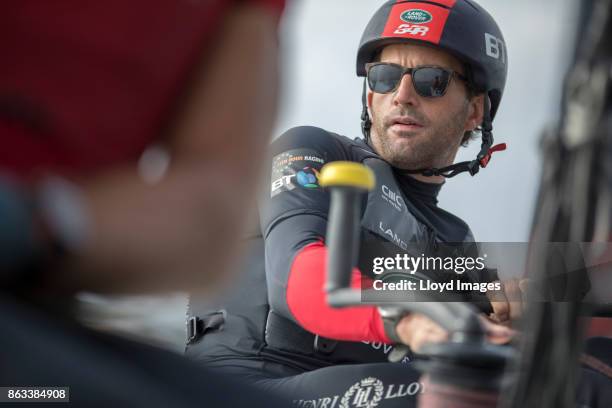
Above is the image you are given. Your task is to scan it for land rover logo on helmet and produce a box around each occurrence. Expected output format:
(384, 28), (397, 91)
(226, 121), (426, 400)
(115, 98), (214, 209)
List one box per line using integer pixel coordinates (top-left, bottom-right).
(400, 9), (432, 24)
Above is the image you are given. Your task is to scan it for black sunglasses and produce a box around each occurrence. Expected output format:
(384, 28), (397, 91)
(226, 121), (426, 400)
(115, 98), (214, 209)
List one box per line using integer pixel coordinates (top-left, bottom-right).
(365, 62), (468, 98)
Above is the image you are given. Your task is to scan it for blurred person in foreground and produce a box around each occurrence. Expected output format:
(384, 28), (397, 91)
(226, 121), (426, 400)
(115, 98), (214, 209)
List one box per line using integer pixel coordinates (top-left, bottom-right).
(0, 0), (289, 406)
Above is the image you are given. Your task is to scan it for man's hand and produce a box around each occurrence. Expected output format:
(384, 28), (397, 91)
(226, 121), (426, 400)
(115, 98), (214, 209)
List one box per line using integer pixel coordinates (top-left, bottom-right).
(487, 279), (529, 327)
(395, 313), (515, 353)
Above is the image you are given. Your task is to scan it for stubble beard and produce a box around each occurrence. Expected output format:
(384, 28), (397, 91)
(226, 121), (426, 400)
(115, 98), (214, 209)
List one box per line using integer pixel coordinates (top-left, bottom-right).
(370, 102), (469, 171)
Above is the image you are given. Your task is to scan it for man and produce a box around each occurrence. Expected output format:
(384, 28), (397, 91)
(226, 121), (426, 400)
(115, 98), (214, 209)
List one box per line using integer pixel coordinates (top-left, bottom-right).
(0, 1), (290, 406)
(186, 1), (514, 406)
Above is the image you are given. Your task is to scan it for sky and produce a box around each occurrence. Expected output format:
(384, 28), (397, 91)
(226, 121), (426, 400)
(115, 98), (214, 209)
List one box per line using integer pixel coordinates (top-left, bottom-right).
(274, 0), (578, 242)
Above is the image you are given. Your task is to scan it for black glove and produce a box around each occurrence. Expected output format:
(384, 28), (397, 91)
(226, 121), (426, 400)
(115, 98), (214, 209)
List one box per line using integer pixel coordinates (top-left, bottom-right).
(0, 177), (44, 288)
(0, 175), (87, 290)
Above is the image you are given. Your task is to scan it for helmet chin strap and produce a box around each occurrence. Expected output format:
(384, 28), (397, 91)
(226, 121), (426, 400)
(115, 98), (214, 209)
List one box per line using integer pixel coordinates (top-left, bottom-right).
(360, 83), (506, 178)
(361, 79), (372, 143)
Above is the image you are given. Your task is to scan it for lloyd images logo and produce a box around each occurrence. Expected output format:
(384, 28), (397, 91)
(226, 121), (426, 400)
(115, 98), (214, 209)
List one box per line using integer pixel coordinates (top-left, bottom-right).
(400, 9), (433, 24)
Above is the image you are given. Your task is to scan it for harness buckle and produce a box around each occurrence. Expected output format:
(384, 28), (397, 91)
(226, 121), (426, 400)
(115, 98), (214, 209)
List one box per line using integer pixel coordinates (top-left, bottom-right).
(186, 311), (226, 345)
(186, 316), (203, 345)
(314, 335), (338, 355)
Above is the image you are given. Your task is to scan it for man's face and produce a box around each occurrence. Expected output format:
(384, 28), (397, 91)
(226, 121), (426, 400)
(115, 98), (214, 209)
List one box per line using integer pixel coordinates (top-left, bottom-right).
(368, 43), (483, 171)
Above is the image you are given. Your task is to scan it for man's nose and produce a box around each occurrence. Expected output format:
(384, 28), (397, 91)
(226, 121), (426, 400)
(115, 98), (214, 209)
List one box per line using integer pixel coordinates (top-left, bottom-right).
(393, 73), (419, 106)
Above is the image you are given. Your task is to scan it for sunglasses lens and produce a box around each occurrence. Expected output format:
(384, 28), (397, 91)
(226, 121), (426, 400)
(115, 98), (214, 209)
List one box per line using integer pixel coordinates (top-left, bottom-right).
(413, 67), (451, 97)
(367, 64), (403, 93)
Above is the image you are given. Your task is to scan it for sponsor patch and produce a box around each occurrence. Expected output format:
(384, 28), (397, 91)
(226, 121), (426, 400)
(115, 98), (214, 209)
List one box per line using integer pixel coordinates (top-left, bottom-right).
(400, 9), (432, 24)
(381, 184), (404, 212)
(379, 221), (408, 250)
(270, 149), (326, 197)
(485, 32), (507, 64)
(383, 2), (451, 44)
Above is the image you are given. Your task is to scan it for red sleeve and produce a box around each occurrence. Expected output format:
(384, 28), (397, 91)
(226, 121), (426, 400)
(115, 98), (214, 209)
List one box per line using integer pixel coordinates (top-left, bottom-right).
(286, 242), (392, 343)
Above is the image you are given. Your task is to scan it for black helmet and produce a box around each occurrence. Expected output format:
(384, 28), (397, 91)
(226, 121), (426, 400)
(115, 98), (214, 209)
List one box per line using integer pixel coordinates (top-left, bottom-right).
(357, 0), (508, 178)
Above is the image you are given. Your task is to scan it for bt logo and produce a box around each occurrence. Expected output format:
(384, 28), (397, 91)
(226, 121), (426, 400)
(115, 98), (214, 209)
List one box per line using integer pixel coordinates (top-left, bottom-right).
(271, 167), (320, 194)
(296, 167), (320, 188)
(485, 33), (506, 64)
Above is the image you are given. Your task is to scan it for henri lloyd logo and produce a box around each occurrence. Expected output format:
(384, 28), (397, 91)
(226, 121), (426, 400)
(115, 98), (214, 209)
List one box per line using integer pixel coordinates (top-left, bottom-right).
(400, 9), (433, 24)
(340, 378), (384, 408)
(292, 377), (424, 408)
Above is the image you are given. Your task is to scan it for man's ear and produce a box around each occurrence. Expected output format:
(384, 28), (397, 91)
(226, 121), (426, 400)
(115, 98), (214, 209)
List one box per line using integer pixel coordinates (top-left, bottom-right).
(367, 90), (374, 118)
(465, 94), (485, 131)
